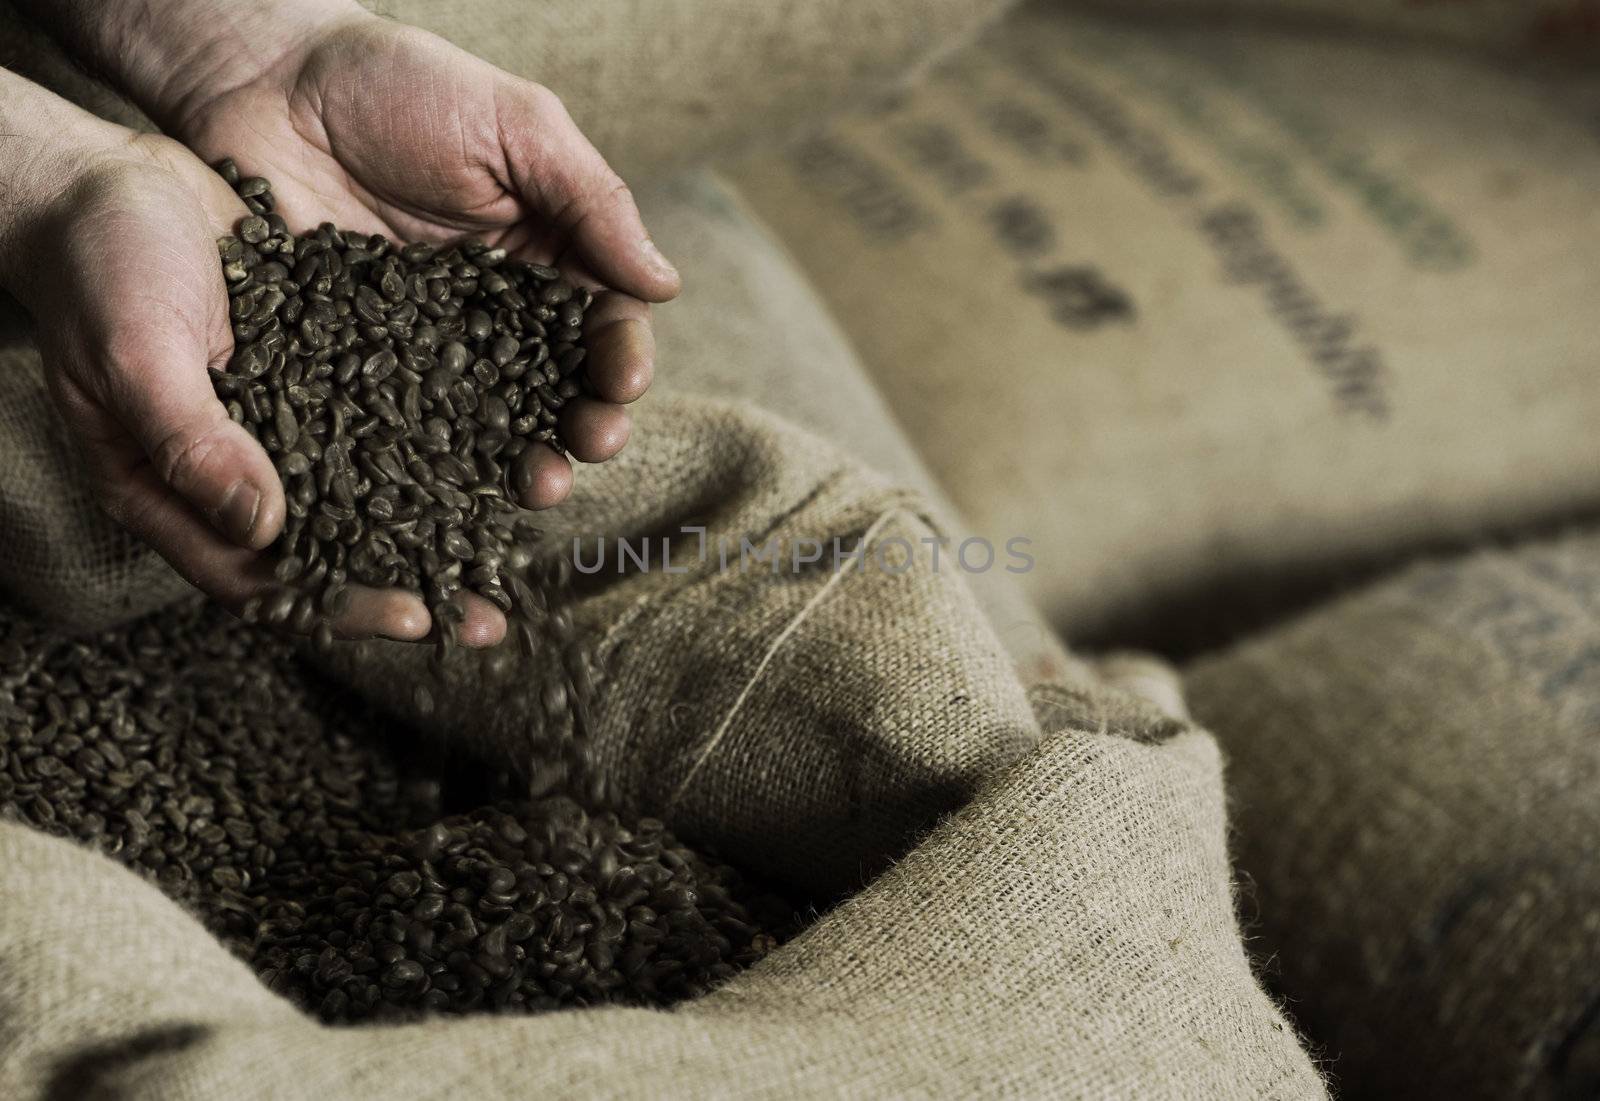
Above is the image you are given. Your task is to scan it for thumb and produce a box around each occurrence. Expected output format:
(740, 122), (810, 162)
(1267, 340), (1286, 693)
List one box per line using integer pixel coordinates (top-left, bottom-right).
(499, 81), (682, 302)
(7, 139), (285, 578)
(55, 169), (289, 551)
(111, 355), (286, 551)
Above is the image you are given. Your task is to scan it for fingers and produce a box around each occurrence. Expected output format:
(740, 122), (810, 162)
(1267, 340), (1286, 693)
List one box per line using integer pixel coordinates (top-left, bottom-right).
(508, 399), (632, 510)
(52, 400), (273, 608)
(512, 445), (574, 510)
(583, 291), (653, 404)
(56, 412), (455, 646)
(507, 400), (630, 510)
(249, 586), (504, 648)
(560, 400), (631, 463)
(329, 591), (507, 648)
(332, 589), (504, 649)
(507, 282), (639, 508)
(500, 82), (681, 303)
(334, 588), (432, 643)
(454, 592), (509, 648)
(125, 379), (286, 551)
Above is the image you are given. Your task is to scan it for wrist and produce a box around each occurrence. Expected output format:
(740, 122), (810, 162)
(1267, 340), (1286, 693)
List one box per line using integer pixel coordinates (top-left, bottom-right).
(14, 0), (370, 135)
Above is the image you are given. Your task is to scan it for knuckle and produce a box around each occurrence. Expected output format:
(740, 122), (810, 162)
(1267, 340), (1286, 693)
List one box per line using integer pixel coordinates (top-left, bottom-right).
(601, 178), (634, 208)
(151, 418), (229, 493)
(524, 82), (567, 120)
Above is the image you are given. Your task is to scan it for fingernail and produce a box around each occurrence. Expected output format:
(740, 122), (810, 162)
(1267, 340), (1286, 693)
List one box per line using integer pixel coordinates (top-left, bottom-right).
(639, 237), (678, 282)
(212, 480), (262, 546)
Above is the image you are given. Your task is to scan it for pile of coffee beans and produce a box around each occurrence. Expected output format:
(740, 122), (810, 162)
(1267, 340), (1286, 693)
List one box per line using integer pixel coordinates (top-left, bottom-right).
(0, 599), (791, 1023)
(211, 160), (589, 660)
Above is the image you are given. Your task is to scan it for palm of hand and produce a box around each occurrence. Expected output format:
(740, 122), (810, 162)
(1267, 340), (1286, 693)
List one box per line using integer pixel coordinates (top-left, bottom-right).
(181, 21), (528, 245)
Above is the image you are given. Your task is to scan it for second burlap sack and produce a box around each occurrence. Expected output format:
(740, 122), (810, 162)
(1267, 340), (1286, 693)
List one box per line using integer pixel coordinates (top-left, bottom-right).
(1185, 528), (1600, 1098)
(725, 3), (1600, 648)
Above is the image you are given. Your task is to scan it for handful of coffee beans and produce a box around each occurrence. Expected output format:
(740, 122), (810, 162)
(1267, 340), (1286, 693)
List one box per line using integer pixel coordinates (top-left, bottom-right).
(212, 159), (590, 662)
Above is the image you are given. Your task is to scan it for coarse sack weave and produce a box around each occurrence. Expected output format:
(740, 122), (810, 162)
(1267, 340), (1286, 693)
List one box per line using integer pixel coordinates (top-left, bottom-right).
(358, 0), (1020, 182)
(1184, 528), (1600, 1098)
(723, 3), (1600, 648)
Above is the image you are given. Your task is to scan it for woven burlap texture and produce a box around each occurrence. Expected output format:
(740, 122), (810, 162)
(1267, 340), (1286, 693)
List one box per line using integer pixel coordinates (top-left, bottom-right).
(725, 3), (1600, 647)
(0, 712), (1323, 1099)
(1186, 529), (1600, 1098)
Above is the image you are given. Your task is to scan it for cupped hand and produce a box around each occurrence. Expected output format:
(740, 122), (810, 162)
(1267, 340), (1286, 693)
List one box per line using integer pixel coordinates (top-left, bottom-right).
(2, 5), (678, 647)
(0, 125), (441, 641)
(155, 7), (678, 645)
(170, 9), (674, 484)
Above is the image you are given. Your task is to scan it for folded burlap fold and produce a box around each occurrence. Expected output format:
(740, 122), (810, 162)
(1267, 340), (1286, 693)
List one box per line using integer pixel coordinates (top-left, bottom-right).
(359, 0), (1020, 181)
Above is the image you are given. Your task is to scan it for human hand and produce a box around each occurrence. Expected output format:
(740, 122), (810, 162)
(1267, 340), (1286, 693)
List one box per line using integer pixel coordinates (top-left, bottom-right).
(156, 1), (676, 487)
(0, 73), (447, 640)
(8, 0), (680, 645)
(0, 73), (526, 642)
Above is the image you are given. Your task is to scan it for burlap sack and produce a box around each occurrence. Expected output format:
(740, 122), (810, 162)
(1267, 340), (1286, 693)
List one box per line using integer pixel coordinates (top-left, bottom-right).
(1076, 0), (1600, 60)
(723, 3), (1600, 649)
(0, 709), (1324, 1099)
(359, 0), (1018, 182)
(1185, 528), (1600, 1098)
